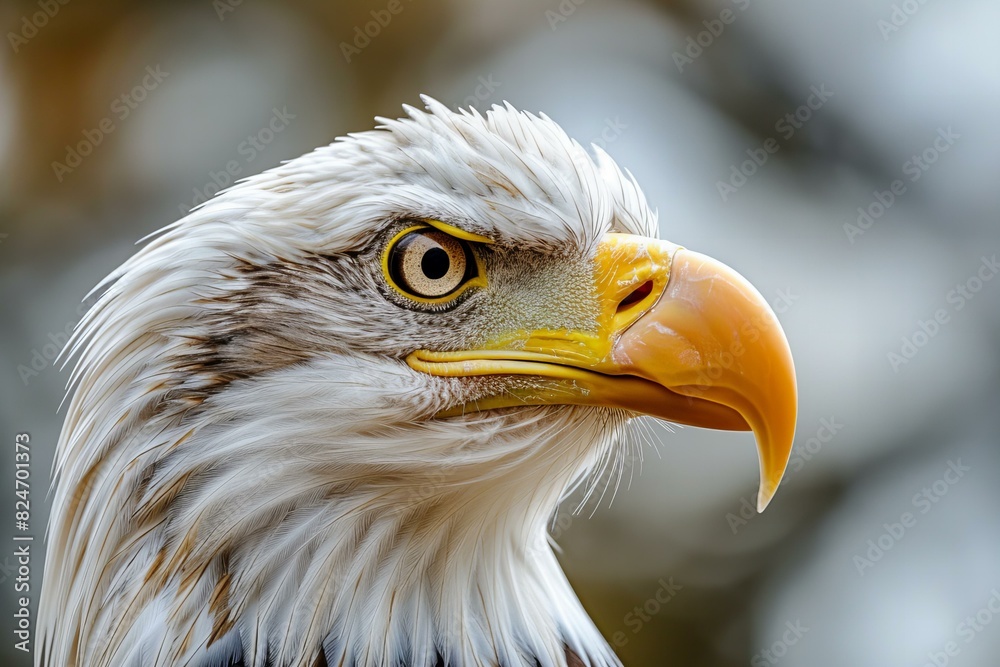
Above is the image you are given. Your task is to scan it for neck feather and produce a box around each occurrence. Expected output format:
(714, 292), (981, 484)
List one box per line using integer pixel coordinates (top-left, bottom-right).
(41, 357), (624, 667)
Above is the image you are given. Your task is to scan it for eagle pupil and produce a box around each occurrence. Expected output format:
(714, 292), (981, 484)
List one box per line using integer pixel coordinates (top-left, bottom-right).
(421, 247), (450, 280)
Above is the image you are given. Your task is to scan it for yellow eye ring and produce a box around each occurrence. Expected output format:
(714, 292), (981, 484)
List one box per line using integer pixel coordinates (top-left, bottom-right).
(381, 224), (487, 305)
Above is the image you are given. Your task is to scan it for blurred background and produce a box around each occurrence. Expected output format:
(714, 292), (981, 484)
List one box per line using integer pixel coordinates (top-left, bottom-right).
(1, 0), (998, 665)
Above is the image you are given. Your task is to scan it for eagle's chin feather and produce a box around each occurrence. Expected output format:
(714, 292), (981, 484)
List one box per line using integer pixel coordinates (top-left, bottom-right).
(57, 356), (627, 667)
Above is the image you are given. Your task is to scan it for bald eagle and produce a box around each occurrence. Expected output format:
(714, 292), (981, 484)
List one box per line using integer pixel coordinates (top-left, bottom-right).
(38, 98), (796, 667)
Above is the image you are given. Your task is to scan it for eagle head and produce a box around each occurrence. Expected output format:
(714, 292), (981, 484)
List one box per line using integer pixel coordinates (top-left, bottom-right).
(39, 97), (796, 667)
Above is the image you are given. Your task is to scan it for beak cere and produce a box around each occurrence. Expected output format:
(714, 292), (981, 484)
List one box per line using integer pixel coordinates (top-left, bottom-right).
(407, 233), (798, 511)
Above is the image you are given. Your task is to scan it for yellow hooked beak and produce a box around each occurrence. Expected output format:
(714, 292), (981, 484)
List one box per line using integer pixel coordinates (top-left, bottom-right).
(406, 234), (798, 511)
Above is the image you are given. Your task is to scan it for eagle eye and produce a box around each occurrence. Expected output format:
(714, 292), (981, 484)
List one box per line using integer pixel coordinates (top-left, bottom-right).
(383, 226), (483, 303)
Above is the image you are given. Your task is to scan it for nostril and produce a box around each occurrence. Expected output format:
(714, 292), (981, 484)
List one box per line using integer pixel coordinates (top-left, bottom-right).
(617, 280), (653, 312)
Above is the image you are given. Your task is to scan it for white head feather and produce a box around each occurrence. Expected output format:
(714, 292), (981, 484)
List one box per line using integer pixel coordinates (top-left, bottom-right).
(39, 97), (658, 667)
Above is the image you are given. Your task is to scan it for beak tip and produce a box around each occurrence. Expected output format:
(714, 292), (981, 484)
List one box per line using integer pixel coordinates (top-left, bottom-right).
(756, 489), (774, 513)
(756, 461), (789, 513)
